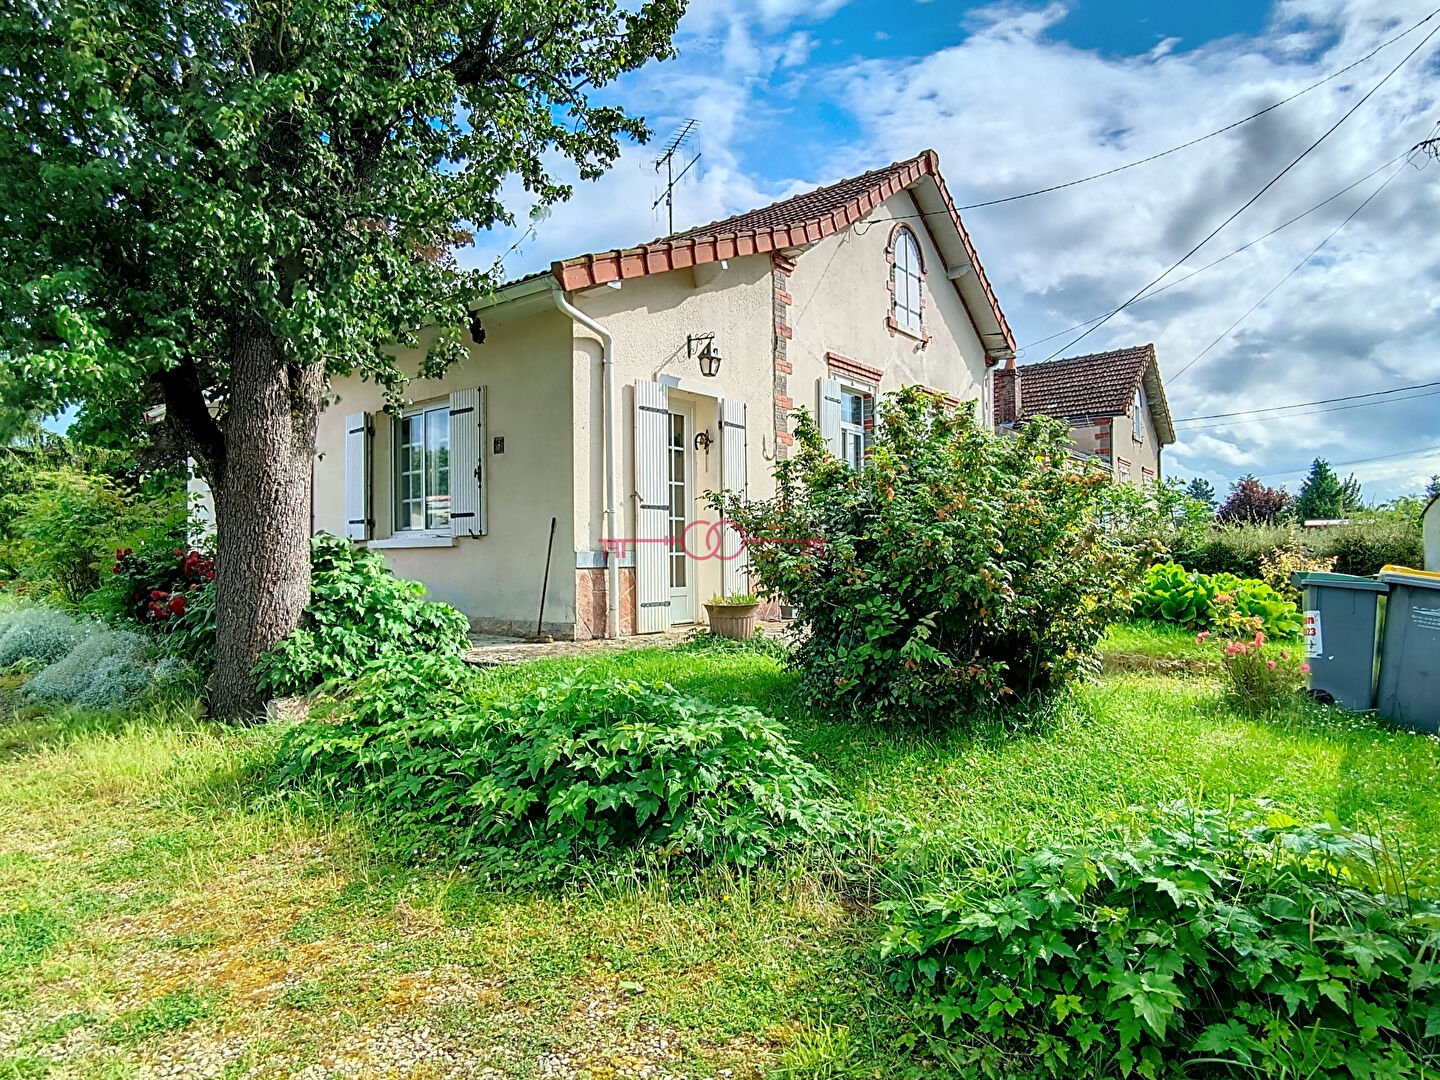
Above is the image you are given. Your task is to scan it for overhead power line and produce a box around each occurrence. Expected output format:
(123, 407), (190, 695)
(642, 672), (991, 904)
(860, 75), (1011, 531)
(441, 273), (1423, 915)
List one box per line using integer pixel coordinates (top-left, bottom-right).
(954, 9), (1440, 211)
(1041, 14), (1440, 362)
(1254, 441), (1440, 480)
(1174, 378), (1440, 423)
(1168, 153), (1415, 382)
(1178, 386), (1440, 433)
(1015, 151), (1411, 353)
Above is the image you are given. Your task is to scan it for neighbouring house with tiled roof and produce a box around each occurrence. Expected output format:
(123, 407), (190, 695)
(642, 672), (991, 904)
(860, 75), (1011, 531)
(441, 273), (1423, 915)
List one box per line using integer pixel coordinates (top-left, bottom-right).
(311, 150), (1016, 639)
(993, 345), (1175, 488)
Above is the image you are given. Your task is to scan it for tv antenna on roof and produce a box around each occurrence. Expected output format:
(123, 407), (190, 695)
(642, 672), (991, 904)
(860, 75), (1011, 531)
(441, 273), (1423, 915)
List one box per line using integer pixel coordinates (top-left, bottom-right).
(653, 119), (701, 235)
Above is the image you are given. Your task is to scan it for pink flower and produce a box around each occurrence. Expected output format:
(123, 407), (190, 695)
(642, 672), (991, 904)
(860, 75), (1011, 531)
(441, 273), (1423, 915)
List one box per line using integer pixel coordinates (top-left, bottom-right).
(1253, 631), (1266, 646)
(1300, 663), (1311, 674)
(1226, 643), (1244, 656)
(1196, 631), (1212, 643)
(1280, 650), (1289, 661)
(1267, 660), (1277, 670)
(1215, 594), (1233, 605)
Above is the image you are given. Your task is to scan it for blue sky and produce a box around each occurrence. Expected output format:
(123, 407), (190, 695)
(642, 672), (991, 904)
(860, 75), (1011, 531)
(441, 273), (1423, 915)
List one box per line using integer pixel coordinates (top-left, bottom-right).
(464, 0), (1440, 502)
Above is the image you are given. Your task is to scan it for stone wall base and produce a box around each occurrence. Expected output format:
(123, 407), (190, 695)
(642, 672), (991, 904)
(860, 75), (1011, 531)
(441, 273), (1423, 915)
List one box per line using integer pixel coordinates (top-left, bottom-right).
(574, 566), (637, 639)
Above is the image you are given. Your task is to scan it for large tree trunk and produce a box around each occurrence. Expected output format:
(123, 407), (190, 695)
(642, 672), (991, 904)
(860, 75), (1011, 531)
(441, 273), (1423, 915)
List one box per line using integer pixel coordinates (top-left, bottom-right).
(208, 321), (324, 720)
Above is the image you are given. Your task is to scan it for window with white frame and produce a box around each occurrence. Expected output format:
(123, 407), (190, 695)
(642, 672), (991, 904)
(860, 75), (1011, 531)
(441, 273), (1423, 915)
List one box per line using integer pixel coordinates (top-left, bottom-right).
(395, 404), (451, 531)
(892, 227), (923, 333)
(1133, 387), (1145, 439)
(839, 388), (872, 472)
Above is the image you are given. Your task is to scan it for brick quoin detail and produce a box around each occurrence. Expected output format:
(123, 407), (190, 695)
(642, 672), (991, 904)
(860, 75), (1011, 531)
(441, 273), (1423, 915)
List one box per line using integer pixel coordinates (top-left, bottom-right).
(771, 252), (796, 459)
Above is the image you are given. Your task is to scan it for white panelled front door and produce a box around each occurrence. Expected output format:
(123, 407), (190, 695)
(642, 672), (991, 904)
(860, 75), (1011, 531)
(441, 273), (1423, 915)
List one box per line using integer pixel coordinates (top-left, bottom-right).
(666, 402), (695, 625)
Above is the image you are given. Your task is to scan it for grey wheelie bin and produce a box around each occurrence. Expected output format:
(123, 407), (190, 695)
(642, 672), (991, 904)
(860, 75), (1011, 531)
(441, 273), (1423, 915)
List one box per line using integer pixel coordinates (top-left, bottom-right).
(1376, 566), (1440, 733)
(1291, 571), (1388, 712)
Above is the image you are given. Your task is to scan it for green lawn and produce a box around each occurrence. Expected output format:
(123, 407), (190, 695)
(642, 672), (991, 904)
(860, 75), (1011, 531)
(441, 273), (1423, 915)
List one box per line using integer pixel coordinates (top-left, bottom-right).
(3, 630), (1440, 1078)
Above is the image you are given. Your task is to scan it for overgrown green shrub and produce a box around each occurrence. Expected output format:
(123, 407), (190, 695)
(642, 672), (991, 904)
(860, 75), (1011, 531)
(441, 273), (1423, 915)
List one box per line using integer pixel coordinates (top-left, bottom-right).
(1322, 520), (1424, 577)
(0, 606), (84, 669)
(1134, 563), (1302, 639)
(256, 533), (470, 696)
(1170, 519), (1423, 580)
(880, 807), (1440, 1079)
(279, 658), (855, 870)
(1169, 523), (1293, 578)
(713, 389), (1145, 720)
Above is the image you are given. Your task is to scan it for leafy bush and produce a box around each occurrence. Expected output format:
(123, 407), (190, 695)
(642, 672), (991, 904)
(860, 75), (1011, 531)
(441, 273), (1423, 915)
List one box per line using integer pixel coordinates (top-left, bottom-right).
(256, 533), (470, 696)
(1170, 519), (1423, 580)
(0, 606), (84, 669)
(279, 659), (853, 869)
(1258, 541), (1335, 604)
(10, 469), (131, 604)
(1134, 563), (1301, 639)
(1169, 523), (1293, 579)
(713, 389), (1146, 720)
(1321, 520), (1424, 577)
(95, 541), (219, 669)
(880, 807), (1440, 1079)
(24, 627), (159, 709)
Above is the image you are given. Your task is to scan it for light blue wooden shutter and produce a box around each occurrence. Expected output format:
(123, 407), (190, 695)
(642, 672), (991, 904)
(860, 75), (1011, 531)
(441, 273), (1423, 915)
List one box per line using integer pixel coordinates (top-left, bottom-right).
(819, 377), (842, 457)
(344, 412), (371, 540)
(449, 387), (485, 538)
(719, 398), (748, 597)
(634, 379), (670, 633)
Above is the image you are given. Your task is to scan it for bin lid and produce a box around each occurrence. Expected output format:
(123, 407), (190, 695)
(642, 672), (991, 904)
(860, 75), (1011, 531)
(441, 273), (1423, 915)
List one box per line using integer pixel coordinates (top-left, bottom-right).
(1290, 571), (1389, 593)
(1378, 565), (1440, 590)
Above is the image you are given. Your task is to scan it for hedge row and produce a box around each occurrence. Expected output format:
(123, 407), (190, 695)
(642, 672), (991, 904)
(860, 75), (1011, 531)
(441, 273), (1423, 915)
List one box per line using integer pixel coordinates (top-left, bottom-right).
(1170, 520), (1422, 579)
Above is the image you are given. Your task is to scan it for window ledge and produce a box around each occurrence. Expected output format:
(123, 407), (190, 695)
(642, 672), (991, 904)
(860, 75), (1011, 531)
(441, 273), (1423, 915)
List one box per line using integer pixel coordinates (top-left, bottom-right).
(368, 533), (455, 549)
(885, 315), (929, 345)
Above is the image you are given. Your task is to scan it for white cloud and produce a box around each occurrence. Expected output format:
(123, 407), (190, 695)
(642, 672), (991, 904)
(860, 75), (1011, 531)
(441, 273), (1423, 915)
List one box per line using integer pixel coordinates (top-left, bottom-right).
(836, 0), (1440, 498)
(461, 0), (1440, 499)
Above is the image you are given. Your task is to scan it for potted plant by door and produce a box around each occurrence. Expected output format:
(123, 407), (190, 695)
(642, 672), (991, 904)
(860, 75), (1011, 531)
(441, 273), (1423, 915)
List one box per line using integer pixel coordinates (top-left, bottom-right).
(704, 592), (760, 640)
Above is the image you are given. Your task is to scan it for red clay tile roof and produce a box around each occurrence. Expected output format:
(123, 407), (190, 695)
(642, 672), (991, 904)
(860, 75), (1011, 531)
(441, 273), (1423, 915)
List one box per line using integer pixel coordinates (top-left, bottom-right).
(1014, 345), (1175, 444)
(550, 150), (1015, 360)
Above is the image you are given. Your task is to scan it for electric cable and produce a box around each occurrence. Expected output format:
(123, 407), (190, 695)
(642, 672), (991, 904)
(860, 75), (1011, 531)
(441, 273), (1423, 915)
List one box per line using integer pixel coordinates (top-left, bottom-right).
(953, 8), (1440, 211)
(1014, 151), (1411, 353)
(1173, 378), (1440, 422)
(1168, 153), (1414, 382)
(1040, 18), (1440, 362)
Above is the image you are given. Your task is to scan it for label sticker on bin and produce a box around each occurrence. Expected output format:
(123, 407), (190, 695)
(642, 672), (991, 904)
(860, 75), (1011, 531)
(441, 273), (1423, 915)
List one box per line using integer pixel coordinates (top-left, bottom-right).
(1303, 610), (1323, 657)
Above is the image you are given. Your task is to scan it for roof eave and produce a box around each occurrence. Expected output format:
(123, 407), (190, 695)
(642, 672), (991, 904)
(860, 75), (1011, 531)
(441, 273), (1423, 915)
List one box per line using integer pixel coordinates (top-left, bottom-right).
(550, 150), (1017, 362)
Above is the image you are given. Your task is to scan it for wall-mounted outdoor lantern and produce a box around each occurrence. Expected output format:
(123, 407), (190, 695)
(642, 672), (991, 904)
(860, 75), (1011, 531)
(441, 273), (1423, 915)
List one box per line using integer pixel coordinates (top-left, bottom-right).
(688, 333), (722, 378)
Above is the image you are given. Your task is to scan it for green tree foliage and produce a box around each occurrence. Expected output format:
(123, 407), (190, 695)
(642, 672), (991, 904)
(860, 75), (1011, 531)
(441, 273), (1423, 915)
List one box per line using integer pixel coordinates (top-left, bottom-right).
(1293, 458), (1362, 522)
(0, 0), (684, 715)
(1427, 475), (1439, 501)
(1182, 476), (1217, 512)
(713, 389), (1148, 720)
(1217, 475), (1293, 525)
(881, 807), (1440, 1079)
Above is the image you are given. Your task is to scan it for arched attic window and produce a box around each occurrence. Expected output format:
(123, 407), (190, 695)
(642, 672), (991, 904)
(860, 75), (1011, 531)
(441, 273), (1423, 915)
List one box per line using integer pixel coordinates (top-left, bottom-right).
(891, 226), (924, 333)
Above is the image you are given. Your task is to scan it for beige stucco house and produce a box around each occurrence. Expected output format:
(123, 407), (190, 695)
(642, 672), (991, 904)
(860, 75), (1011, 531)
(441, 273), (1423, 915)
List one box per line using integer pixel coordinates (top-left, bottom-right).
(312, 150), (1016, 639)
(992, 344), (1175, 488)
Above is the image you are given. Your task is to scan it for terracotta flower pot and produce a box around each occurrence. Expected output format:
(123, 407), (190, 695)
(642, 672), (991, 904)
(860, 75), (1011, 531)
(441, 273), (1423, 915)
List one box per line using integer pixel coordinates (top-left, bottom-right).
(705, 602), (759, 640)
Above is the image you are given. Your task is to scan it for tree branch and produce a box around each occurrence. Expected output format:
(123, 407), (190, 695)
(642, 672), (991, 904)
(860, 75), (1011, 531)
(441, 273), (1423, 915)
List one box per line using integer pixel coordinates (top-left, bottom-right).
(157, 356), (226, 484)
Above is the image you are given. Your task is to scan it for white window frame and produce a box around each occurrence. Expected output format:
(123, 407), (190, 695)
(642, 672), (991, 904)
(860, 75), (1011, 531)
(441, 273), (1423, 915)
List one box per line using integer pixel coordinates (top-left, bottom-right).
(838, 384), (873, 472)
(393, 399), (453, 535)
(1133, 387), (1145, 439)
(892, 228), (924, 334)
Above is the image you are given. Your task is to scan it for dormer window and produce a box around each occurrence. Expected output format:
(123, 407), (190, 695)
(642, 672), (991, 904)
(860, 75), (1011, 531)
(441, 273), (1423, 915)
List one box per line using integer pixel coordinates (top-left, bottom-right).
(892, 227), (923, 334)
(1133, 387), (1145, 439)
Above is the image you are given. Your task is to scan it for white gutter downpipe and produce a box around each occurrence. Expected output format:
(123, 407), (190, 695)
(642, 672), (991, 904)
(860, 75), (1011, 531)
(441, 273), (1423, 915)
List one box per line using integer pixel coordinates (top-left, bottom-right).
(552, 283), (619, 639)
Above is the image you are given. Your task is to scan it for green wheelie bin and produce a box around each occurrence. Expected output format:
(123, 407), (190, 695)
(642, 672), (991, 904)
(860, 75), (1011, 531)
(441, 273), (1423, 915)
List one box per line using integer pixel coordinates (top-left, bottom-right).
(1376, 566), (1440, 733)
(1291, 571), (1388, 712)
